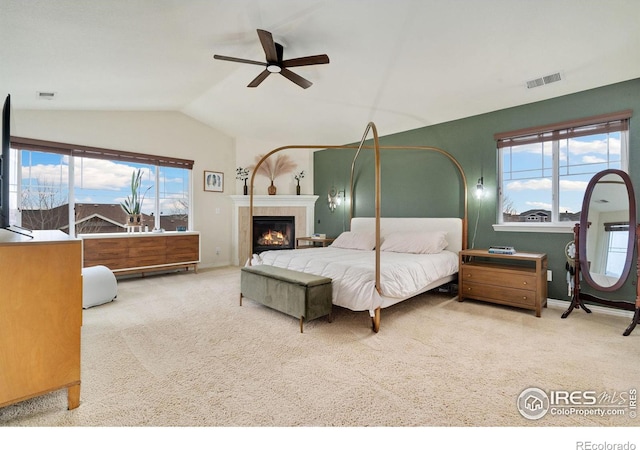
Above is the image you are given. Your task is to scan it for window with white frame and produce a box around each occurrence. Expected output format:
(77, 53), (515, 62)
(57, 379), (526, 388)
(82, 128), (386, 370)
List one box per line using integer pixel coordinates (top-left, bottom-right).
(495, 111), (631, 225)
(9, 137), (193, 236)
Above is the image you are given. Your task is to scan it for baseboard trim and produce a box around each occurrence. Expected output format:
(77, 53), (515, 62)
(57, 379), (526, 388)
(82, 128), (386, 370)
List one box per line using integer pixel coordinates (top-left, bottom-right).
(547, 298), (635, 319)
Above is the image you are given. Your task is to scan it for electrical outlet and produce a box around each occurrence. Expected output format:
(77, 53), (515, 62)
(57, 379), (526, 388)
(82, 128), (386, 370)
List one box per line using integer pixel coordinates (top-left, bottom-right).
(215, 246), (220, 255)
(547, 270), (552, 282)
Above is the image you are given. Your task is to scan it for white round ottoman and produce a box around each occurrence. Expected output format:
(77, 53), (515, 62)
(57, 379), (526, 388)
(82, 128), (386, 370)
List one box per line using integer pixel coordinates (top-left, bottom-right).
(82, 265), (117, 308)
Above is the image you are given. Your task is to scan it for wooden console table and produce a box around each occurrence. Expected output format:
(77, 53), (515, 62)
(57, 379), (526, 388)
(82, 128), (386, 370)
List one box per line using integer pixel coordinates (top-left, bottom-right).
(80, 231), (200, 276)
(459, 249), (548, 317)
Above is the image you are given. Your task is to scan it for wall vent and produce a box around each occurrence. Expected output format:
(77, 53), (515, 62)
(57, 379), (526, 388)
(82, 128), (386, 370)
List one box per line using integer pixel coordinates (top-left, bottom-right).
(37, 91), (56, 100)
(526, 72), (562, 89)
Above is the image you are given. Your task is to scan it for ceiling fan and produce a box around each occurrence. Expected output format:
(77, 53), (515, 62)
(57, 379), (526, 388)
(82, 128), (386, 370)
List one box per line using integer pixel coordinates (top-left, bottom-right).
(213, 29), (329, 89)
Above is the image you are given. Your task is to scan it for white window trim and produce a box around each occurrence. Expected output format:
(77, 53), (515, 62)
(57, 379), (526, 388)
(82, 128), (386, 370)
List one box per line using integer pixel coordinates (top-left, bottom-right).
(493, 222), (574, 234)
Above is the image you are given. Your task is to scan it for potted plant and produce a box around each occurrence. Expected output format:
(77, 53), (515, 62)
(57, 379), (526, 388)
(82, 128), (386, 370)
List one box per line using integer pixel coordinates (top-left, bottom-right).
(120, 168), (151, 227)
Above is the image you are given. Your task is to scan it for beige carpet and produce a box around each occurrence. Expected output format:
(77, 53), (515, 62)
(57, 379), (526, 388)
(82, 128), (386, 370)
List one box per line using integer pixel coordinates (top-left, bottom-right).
(1, 266), (639, 429)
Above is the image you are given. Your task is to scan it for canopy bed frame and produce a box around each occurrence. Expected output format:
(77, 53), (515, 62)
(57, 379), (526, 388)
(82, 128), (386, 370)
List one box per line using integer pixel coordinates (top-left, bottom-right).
(247, 122), (469, 332)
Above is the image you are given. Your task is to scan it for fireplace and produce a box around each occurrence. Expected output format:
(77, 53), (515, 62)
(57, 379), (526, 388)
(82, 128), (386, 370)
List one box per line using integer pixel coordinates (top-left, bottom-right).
(252, 216), (295, 253)
(230, 195), (318, 265)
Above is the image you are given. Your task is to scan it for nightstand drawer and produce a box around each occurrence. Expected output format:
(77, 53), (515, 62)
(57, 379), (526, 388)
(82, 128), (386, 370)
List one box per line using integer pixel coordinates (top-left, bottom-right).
(462, 282), (536, 308)
(461, 265), (536, 290)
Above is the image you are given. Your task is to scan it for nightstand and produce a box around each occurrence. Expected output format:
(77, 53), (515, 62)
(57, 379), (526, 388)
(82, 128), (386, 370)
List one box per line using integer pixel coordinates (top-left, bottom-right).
(459, 249), (548, 317)
(296, 237), (335, 249)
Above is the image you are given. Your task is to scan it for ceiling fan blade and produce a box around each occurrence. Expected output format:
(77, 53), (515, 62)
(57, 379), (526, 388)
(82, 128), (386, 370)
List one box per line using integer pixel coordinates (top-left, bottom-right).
(283, 54), (330, 68)
(275, 42), (284, 63)
(257, 29), (278, 63)
(247, 69), (271, 88)
(213, 54), (266, 67)
(280, 68), (312, 89)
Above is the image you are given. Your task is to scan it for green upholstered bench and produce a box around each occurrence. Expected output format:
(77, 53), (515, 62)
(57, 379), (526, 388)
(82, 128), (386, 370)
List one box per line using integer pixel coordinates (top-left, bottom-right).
(240, 265), (333, 333)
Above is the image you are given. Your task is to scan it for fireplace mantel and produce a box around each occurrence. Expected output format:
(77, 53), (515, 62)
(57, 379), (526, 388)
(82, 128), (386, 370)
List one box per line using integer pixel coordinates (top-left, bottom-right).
(230, 195), (319, 265)
(230, 195), (319, 208)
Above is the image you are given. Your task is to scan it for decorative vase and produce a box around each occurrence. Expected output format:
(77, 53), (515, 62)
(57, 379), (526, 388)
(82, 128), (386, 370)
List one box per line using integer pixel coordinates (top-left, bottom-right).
(296, 184), (301, 195)
(268, 180), (276, 195)
(127, 214), (143, 229)
(243, 180), (248, 195)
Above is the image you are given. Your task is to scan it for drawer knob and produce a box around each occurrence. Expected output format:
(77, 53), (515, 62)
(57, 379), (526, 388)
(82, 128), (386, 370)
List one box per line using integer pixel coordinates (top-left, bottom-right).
(523, 296), (528, 300)
(523, 281), (528, 285)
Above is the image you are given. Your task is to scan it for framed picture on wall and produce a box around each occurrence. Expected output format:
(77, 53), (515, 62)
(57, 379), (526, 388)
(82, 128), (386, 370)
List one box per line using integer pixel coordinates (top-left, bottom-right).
(204, 170), (224, 192)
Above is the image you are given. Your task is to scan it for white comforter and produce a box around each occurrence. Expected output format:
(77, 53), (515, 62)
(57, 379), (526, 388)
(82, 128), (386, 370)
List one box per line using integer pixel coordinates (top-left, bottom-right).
(255, 247), (459, 312)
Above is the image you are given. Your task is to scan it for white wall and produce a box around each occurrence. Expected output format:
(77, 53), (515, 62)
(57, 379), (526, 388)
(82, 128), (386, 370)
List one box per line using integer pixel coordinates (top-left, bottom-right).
(12, 110), (235, 268)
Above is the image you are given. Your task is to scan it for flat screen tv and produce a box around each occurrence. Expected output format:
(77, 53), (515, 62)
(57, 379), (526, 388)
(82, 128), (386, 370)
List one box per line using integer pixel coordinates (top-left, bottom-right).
(1, 94), (10, 228)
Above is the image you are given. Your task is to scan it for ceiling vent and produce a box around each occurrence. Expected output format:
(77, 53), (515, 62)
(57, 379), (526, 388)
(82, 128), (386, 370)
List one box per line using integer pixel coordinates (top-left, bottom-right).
(526, 72), (562, 89)
(37, 91), (56, 100)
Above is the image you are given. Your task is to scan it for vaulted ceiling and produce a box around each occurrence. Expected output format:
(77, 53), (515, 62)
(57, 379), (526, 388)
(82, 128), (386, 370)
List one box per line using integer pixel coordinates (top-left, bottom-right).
(3, 0), (640, 145)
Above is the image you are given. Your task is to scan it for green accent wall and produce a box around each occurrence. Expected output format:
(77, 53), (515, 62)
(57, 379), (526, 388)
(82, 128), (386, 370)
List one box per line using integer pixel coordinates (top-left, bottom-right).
(314, 78), (640, 303)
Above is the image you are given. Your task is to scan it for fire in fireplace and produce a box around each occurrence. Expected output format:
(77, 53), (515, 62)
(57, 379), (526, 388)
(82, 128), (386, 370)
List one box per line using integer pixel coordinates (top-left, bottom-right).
(252, 216), (295, 253)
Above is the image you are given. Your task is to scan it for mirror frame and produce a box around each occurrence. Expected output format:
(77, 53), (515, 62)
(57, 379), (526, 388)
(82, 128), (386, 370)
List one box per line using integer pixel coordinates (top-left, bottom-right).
(579, 169), (636, 292)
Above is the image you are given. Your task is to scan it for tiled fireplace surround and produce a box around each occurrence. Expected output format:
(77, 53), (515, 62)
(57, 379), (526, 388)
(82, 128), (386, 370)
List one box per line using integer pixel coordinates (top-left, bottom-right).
(230, 195), (319, 265)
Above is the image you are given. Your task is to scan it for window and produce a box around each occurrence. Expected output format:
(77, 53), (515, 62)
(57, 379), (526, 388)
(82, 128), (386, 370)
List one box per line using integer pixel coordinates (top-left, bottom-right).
(495, 111), (631, 226)
(9, 137), (193, 236)
(603, 222), (628, 277)
(20, 149), (70, 231)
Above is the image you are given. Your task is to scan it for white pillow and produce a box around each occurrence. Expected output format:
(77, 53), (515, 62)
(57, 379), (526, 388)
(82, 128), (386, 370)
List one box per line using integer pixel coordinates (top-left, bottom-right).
(380, 231), (448, 254)
(330, 231), (375, 250)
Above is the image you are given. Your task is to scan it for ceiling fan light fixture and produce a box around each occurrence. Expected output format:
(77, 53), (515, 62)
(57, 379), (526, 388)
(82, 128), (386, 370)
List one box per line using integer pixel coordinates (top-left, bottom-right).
(213, 29), (329, 88)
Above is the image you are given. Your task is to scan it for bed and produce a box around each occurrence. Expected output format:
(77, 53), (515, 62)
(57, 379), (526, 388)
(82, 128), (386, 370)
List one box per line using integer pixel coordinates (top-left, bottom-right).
(254, 216), (462, 314)
(247, 122), (468, 332)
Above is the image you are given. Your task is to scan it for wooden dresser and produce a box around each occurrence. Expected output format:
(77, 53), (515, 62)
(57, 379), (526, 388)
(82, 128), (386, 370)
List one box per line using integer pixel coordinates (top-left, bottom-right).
(458, 249), (548, 317)
(0, 229), (82, 410)
(80, 231), (200, 276)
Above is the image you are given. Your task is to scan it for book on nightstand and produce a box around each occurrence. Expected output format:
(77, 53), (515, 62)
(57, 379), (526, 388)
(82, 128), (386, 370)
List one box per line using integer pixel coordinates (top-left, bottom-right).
(488, 245), (516, 255)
